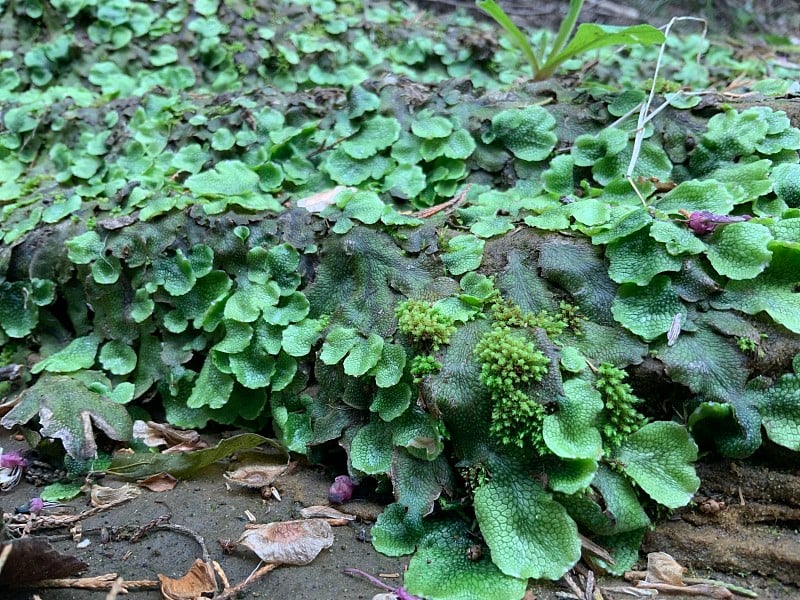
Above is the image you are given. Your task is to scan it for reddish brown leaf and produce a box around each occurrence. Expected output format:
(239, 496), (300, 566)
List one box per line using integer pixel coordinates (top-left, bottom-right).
(138, 472), (178, 492)
(158, 559), (216, 600)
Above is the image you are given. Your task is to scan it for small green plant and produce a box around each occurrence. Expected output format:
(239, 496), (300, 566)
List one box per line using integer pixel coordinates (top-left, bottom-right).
(396, 299), (457, 351)
(410, 354), (442, 382)
(595, 363), (647, 449)
(477, 0), (665, 81)
(475, 325), (550, 449)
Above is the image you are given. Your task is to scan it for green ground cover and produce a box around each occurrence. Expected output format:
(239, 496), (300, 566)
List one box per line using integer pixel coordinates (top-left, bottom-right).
(1, 1), (800, 598)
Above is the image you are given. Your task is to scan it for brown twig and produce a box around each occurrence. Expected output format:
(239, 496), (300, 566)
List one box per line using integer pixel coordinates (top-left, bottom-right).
(24, 574), (159, 590)
(410, 184), (472, 219)
(211, 563), (277, 600)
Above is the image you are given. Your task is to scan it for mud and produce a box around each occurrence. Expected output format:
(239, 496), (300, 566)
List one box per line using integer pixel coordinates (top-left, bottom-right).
(2, 429), (799, 600)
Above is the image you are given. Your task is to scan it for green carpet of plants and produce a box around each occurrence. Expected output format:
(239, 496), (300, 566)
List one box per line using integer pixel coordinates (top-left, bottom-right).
(1, 0), (800, 598)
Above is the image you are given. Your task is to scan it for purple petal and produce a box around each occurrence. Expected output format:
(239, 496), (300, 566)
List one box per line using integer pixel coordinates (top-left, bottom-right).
(29, 497), (44, 514)
(0, 452), (28, 469)
(328, 475), (355, 504)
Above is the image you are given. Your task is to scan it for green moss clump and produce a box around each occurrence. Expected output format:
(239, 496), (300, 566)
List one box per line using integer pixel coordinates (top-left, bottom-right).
(410, 354), (442, 383)
(475, 326), (550, 451)
(490, 297), (567, 336)
(595, 363), (647, 448)
(396, 299), (456, 351)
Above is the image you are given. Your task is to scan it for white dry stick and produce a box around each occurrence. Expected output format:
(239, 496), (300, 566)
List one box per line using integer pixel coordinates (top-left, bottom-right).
(626, 16), (709, 205)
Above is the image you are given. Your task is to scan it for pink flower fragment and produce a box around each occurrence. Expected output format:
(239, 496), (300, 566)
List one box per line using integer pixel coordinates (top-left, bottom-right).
(681, 210), (751, 235)
(0, 451), (27, 469)
(328, 475), (355, 504)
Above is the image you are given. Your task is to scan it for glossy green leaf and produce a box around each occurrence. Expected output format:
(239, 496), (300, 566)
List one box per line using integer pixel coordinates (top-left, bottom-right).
(32, 333), (100, 374)
(543, 378), (603, 460)
(615, 422), (699, 508)
(371, 342), (407, 388)
(606, 228), (682, 285)
(441, 234), (484, 275)
(185, 160), (259, 197)
(341, 115), (401, 159)
(713, 244), (800, 333)
(488, 106), (557, 162)
(370, 382), (412, 421)
(351, 420), (393, 474)
(705, 221), (773, 280)
(405, 519), (527, 600)
(99, 340), (137, 375)
(611, 275), (685, 341)
(343, 333), (385, 377)
(320, 327), (359, 365)
(474, 464), (581, 580)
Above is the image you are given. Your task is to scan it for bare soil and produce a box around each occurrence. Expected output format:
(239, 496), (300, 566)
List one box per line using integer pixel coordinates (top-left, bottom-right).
(1, 429), (799, 600)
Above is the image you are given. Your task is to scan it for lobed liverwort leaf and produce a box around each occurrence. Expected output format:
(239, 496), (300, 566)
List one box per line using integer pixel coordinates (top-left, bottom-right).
(404, 519), (527, 600)
(614, 421), (699, 508)
(473, 463), (581, 580)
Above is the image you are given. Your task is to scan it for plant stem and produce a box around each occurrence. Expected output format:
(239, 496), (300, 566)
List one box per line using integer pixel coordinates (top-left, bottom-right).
(548, 0), (584, 60)
(476, 0), (540, 73)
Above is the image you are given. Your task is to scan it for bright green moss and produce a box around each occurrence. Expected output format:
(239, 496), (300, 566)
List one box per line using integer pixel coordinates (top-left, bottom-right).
(475, 326), (550, 450)
(396, 299), (456, 351)
(410, 354), (442, 383)
(595, 363), (647, 449)
(490, 296), (567, 336)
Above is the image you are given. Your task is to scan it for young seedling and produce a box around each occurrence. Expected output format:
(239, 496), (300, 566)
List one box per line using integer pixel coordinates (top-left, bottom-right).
(477, 0), (665, 81)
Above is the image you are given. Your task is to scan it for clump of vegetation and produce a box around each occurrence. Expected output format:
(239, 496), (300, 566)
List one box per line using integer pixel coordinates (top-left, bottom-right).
(490, 296), (567, 336)
(475, 325), (550, 450)
(396, 299), (456, 351)
(595, 363), (647, 449)
(409, 354), (442, 383)
(1, 0), (799, 598)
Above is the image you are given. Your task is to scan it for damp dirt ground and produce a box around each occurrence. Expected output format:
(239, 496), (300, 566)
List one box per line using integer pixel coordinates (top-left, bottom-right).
(1, 430), (799, 600)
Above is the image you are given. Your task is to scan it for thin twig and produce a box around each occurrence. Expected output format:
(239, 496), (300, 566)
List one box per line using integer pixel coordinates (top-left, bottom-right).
(411, 184), (472, 218)
(104, 576), (125, 600)
(627, 16), (708, 185)
(24, 574), (159, 590)
(211, 563), (277, 600)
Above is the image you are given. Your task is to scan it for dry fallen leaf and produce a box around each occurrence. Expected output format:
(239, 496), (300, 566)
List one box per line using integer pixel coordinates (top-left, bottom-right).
(0, 538), (88, 585)
(132, 421), (207, 452)
(296, 186), (352, 213)
(158, 559), (216, 600)
(137, 472), (178, 492)
(299, 505), (356, 521)
(223, 463), (288, 488)
(236, 520), (333, 565)
(90, 483), (141, 508)
(645, 552), (685, 585)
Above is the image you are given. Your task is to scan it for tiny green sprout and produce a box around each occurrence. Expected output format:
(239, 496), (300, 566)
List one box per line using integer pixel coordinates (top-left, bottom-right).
(735, 335), (766, 355)
(477, 0), (665, 81)
(490, 296), (566, 336)
(558, 301), (586, 333)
